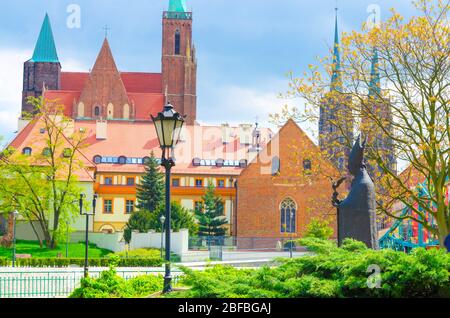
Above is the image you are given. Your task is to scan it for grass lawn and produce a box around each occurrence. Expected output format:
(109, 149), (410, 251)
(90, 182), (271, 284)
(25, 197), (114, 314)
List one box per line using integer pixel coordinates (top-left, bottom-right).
(0, 240), (113, 259)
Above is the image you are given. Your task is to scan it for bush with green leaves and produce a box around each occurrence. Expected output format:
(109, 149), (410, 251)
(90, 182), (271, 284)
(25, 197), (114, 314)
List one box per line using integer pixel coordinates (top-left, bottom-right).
(6, 256), (162, 267)
(304, 218), (334, 240)
(175, 238), (450, 298)
(123, 210), (154, 243)
(124, 202), (198, 243)
(150, 202), (198, 235)
(70, 257), (163, 298)
(115, 248), (181, 262)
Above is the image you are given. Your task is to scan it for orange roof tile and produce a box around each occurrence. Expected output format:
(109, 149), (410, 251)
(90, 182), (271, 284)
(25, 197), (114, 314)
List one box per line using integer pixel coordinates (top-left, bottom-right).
(9, 117), (273, 177)
(60, 72), (162, 94)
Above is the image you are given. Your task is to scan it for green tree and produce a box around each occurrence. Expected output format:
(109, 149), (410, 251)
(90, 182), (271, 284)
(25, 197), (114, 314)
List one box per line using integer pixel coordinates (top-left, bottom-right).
(0, 97), (85, 248)
(136, 152), (164, 213)
(271, 0), (450, 246)
(123, 210), (153, 244)
(151, 202), (198, 235)
(304, 218), (334, 240)
(123, 202), (198, 243)
(195, 182), (227, 237)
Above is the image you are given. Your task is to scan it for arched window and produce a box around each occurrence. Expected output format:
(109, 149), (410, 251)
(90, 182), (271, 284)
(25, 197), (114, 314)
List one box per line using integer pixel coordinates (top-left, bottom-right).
(280, 198), (296, 233)
(118, 156), (127, 164)
(22, 147), (32, 156)
(123, 104), (130, 119)
(107, 103), (114, 119)
(94, 106), (100, 117)
(174, 30), (181, 55)
(77, 102), (85, 118)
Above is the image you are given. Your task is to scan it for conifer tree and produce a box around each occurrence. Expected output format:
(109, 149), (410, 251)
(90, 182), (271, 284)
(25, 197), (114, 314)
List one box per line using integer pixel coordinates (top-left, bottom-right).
(195, 182), (227, 237)
(136, 151), (164, 212)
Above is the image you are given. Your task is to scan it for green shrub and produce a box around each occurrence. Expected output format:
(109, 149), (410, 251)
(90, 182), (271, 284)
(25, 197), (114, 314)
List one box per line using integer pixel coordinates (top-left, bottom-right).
(176, 239), (450, 298)
(304, 218), (334, 240)
(70, 264), (163, 298)
(0, 257), (8, 266)
(13, 257), (162, 268)
(115, 248), (180, 262)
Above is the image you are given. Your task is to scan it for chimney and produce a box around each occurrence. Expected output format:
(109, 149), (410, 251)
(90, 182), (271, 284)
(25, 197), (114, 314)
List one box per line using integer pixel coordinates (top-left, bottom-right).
(239, 124), (253, 145)
(96, 119), (107, 140)
(221, 123), (231, 144)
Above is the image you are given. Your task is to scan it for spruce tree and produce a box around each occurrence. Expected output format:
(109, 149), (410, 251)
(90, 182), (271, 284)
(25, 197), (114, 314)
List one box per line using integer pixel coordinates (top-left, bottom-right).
(136, 151), (164, 212)
(195, 182), (227, 237)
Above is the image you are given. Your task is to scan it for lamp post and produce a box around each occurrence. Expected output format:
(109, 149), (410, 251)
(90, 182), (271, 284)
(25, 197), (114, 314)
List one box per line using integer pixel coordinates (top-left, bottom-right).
(80, 193), (97, 278)
(151, 102), (185, 293)
(160, 215), (166, 259)
(12, 210), (19, 267)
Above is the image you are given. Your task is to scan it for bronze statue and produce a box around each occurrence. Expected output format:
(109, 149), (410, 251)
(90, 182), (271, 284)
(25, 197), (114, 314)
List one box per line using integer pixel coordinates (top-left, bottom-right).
(331, 135), (379, 249)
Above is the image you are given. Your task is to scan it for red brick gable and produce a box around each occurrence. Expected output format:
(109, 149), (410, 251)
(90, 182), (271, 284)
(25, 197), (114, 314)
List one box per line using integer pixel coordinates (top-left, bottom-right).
(236, 119), (339, 240)
(77, 38), (130, 119)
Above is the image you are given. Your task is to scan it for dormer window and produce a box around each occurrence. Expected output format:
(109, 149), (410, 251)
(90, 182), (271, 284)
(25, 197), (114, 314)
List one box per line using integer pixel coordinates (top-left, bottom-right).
(303, 159), (312, 171)
(93, 155), (102, 164)
(63, 148), (72, 158)
(42, 148), (51, 157)
(22, 147), (32, 156)
(118, 156), (127, 164)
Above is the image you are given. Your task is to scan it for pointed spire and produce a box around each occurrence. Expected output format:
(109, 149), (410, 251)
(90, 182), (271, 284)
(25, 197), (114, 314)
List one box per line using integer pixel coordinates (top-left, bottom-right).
(91, 38), (119, 73)
(330, 8), (342, 92)
(169, 0), (187, 12)
(31, 13), (59, 63)
(369, 48), (381, 97)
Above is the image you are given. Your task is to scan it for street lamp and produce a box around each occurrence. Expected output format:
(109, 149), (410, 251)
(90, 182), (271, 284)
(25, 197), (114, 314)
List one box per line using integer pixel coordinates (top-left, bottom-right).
(12, 210), (19, 267)
(79, 193), (97, 278)
(151, 102), (185, 293)
(160, 215), (166, 259)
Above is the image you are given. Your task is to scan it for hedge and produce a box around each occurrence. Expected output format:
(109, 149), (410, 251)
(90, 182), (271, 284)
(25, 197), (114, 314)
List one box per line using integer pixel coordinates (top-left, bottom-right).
(0, 257), (8, 266)
(0, 257), (162, 268)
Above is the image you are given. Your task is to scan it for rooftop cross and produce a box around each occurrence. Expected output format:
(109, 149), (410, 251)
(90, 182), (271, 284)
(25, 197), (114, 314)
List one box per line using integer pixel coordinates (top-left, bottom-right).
(103, 25), (110, 38)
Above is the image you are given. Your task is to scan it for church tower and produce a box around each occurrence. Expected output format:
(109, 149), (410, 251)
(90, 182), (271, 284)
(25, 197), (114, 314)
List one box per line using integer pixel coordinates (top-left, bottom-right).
(318, 9), (354, 171)
(22, 14), (61, 115)
(162, 0), (197, 125)
(362, 48), (397, 178)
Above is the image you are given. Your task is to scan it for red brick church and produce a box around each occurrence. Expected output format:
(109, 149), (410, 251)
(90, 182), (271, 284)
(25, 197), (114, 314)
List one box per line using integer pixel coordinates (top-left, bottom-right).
(10, 0), (339, 240)
(21, 3), (197, 125)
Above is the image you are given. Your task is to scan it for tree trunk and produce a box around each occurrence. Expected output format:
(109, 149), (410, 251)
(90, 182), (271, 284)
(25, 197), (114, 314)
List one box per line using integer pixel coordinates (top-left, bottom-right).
(29, 221), (43, 248)
(0, 213), (14, 248)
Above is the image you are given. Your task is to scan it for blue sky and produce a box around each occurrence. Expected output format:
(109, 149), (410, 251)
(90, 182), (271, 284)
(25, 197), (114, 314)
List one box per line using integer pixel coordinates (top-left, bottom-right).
(0, 0), (418, 144)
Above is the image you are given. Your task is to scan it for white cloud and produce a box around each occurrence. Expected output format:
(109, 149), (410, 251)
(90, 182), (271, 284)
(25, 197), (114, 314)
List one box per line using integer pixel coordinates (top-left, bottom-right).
(0, 48), (30, 138)
(198, 82), (318, 143)
(0, 48), (87, 141)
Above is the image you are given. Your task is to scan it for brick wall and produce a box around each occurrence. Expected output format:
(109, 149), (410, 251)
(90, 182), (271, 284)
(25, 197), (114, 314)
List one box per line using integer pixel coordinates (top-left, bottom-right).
(237, 120), (339, 244)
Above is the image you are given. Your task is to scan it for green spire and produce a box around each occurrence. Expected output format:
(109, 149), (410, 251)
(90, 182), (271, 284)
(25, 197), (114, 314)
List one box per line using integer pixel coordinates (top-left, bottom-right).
(169, 0), (187, 12)
(31, 14), (59, 63)
(369, 48), (381, 97)
(330, 8), (342, 92)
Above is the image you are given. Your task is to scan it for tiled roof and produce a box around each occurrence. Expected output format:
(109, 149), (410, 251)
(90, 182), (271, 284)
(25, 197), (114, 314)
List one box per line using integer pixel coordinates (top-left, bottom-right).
(60, 72), (162, 94)
(31, 14), (59, 63)
(44, 90), (81, 117)
(8, 118), (272, 177)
